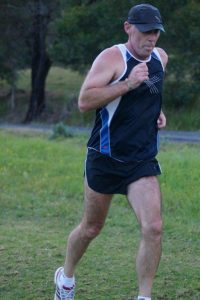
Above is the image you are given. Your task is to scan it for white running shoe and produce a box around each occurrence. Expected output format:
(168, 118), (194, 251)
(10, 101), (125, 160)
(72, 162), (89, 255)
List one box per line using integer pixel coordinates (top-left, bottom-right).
(54, 267), (75, 300)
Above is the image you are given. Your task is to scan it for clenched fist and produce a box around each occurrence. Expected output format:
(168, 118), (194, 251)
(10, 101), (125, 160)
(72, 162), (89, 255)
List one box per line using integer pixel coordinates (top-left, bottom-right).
(126, 63), (149, 90)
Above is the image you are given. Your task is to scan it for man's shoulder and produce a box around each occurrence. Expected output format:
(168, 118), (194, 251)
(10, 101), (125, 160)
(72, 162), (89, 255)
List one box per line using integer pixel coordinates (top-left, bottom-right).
(92, 44), (125, 78)
(155, 47), (168, 68)
(98, 45), (123, 61)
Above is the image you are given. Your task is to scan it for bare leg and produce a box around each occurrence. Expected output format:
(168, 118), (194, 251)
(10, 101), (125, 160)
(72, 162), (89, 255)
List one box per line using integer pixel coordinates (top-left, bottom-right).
(127, 176), (162, 298)
(64, 180), (113, 277)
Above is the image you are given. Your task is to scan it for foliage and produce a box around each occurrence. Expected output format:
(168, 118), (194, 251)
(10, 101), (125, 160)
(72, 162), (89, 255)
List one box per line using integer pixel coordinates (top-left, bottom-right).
(50, 122), (74, 139)
(0, 0), (61, 82)
(163, 1), (200, 108)
(0, 130), (200, 299)
(0, 0), (62, 120)
(0, 0), (29, 83)
(51, 0), (133, 71)
(0, 0), (199, 117)
(52, 0), (200, 108)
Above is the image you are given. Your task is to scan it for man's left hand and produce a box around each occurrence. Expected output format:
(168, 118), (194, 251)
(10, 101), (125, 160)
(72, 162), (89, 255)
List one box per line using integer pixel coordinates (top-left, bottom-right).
(157, 111), (166, 129)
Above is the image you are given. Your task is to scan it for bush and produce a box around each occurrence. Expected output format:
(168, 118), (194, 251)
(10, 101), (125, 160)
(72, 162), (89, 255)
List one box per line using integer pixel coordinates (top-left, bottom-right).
(49, 122), (74, 139)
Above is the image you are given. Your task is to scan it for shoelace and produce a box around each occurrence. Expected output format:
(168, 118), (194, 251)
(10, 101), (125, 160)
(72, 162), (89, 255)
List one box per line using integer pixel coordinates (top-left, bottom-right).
(60, 285), (75, 300)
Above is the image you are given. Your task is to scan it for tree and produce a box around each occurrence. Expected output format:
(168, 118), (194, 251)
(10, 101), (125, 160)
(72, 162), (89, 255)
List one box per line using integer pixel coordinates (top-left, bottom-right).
(0, 0), (199, 120)
(52, 0), (200, 109)
(163, 1), (200, 108)
(0, 0), (60, 122)
(51, 0), (130, 71)
(0, 0), (29, 109)
(24, 1), (51, 122)
(24, 0), (61, 123)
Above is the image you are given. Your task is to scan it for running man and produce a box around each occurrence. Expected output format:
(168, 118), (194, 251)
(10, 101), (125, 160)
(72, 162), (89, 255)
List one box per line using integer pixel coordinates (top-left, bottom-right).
(54, 3), (168, 300)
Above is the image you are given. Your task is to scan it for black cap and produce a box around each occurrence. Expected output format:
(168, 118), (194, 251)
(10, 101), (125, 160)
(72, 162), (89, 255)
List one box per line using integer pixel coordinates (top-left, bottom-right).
(127, 4), (165, 32)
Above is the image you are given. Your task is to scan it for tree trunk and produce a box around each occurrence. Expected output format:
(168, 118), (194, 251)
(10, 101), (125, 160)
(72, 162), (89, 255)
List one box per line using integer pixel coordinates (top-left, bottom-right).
(10, 83), (16, 111)
(24, 0), (51, 123)
(24, 52), (51, 123)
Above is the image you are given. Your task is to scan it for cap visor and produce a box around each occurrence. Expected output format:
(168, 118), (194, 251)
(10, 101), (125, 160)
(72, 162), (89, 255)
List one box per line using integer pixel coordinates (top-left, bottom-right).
(135, 23), (165, 32)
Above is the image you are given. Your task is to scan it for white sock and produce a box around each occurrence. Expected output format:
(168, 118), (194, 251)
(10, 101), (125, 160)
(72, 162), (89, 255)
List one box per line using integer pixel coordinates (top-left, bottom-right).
(61, 271), (75, 287)
(138, 296), (151, 300)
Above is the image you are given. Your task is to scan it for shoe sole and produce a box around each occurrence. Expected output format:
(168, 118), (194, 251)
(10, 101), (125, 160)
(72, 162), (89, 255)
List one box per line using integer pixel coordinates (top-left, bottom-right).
(54, 267), (64, 300)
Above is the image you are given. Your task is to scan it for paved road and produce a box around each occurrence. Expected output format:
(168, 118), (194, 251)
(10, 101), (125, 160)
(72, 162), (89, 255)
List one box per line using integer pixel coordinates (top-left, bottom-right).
(0, 123), (200, 143)
(159, 130), (200, 143)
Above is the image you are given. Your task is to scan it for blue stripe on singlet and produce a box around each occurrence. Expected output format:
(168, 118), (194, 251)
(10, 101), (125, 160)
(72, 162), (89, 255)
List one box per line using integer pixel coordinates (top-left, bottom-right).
(126, 50), (132, 61)
(100, 108), (111, 155)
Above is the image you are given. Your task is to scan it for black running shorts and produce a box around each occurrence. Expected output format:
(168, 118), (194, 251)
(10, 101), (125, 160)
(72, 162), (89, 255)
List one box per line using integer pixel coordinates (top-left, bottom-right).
(85, 149), (161, 195)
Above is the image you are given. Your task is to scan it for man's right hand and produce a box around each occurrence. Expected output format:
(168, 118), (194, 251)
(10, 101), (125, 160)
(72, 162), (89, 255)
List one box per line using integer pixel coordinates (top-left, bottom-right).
(126, 63), (149, 90)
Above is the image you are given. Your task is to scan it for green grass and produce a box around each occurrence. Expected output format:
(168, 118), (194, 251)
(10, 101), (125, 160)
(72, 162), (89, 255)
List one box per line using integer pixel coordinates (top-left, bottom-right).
(18, 67), (83, 96)
(163, 107), (200, 131)
(0, 129), (199, 299)
(0, 67), (90, 125)
(19, 66), (89, 125)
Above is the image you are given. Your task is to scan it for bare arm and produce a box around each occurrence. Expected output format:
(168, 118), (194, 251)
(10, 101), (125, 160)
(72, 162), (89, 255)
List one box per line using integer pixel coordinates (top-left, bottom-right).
(156, 47), (168, 128)
(78, 47), (125, 112)
(78, 47), (149, 112)
(156, 47), (168, 69)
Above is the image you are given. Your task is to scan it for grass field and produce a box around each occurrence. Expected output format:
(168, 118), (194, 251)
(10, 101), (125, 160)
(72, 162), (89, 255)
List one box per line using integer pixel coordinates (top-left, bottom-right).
(0, 130), (200, 299)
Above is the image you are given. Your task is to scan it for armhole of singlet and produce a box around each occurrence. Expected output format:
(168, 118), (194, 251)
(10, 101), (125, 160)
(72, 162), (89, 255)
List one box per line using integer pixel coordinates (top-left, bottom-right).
(111, 44), (128, 84)
(153, 48), (164, 71)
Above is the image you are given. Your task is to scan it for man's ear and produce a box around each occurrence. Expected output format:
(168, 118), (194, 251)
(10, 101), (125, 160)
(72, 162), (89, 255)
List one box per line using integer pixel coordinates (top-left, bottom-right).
(124, 21), (132, 35)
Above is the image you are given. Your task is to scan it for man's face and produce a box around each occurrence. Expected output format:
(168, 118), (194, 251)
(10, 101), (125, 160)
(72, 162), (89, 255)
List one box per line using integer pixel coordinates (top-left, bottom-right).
(126, 24), (160, 59)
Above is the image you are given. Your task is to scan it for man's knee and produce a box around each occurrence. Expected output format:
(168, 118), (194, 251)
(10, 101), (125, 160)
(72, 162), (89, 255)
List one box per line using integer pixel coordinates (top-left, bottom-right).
(82, 222), (104, 240)
(141, 220), (163, 241)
